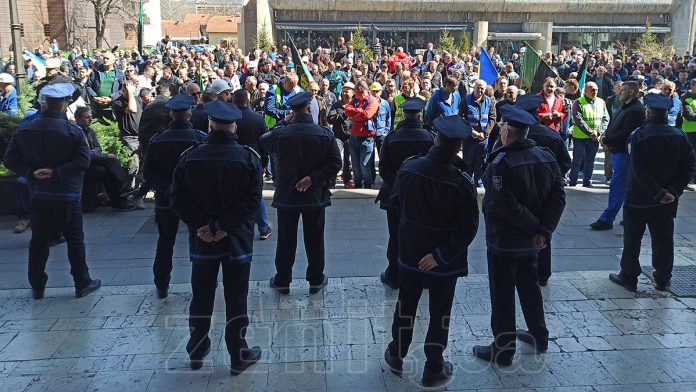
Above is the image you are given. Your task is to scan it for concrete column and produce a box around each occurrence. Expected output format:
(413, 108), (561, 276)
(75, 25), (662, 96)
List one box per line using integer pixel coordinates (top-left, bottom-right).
(523, 22), (553, 53)
(240, 0), (274, 53)
(672, 0), (696, 55)
(473, 21), (488, 49)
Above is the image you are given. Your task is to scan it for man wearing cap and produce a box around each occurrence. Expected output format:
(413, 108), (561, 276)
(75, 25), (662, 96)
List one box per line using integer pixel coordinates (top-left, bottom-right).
(376, 98), (434, 289)
(474, 105), (566, 366)
(0, 73), (18, 116)
(34, 57), (82, 110)
(3, 83), (102, 300)
(260, 92), (342, 295)
(207, 79), (234, 103)
(609, 93), (696, 292)
(143, 94), (208, 299)
(383, 115), (478, 387)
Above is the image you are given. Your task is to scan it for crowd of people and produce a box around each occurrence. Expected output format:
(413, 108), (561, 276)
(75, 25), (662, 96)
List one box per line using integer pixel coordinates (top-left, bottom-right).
(1, 33), (696, 386)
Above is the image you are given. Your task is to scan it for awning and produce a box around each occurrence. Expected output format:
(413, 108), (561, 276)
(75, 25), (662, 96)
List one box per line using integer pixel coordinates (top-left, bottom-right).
(488, 32), (542, 40)
(275, 22), (467, 32)
(553, 25), (671, 34)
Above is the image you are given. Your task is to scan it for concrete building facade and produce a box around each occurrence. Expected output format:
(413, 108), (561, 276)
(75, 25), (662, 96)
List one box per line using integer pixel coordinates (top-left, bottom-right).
(240, 0), (696, 57)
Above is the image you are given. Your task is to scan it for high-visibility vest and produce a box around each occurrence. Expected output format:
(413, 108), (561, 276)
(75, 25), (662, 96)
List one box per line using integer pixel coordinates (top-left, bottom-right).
(264, 85), (283, 128)
(683, 97), (696, 133)
(572, 96), (605, 139)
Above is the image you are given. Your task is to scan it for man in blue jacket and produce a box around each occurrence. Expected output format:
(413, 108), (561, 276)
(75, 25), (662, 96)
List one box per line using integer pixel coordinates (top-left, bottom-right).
(424, 76), (460, 126)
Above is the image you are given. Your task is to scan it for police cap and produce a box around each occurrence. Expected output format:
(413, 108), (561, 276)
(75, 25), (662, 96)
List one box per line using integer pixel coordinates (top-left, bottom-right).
(286, 92), (312, 110)
(400, 98), (426, 114)
(643, 93), (672, 110)
(165, 94), (194, 112)
(432, 115), (472, 140)
(204, 100), (242, 124)
(514, 93), (543, 113)
(41, 83), (76, 100)
(500, 104), (537, 128)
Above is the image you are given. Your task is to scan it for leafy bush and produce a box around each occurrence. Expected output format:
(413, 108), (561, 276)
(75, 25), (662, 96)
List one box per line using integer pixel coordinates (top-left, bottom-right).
(349, 23), (374, 60)
(0, 163), (11, 176)
(90, 120), (133, 168)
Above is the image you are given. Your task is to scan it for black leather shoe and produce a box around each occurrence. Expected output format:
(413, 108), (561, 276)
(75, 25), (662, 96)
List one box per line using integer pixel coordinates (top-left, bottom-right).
(48, 237), (66, 247)
(590, 219), (613, 231)
(538, 279), (548, 287)
(157, 285), (169, 299)
(421, 361), (453, 387)
(189, 342), (211, 370)
(608, 273), (637, 292)
(473, 344), (513, 367)
(516, 329), (548, 352)
(32, 288), (45, 300)
(75, 279), (101, 298)
(380, 272), (398, 290)
(655, 281), (671, 291)
(383, 347), (402, 375)
(309, 276), (328, 294)
(231, 346), (261, 375)
(270, 277), (289, 295)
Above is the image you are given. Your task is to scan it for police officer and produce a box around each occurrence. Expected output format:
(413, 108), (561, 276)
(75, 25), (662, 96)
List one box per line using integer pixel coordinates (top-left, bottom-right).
(383, 115), (479, 388)
(473, 105), (566, 366)
(376, 98), (434, 289)
(3, 83), (101, 299)
(609, 93), (696, 292)
(260, 92), (342, 295)
(143, 94), (208, 298)
(513, 93), (572, 286)
(169, 100), (263, 375)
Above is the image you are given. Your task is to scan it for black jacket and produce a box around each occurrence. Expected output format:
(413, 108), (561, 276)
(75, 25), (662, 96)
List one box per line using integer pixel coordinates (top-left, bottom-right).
(260, 112), (342, 210)
(602, 99), (646, 153)
(588, 75), (614, 100)
(143, 120), (208, 209)
(483, 139), (566, 255)
(170, 130), (262, 263)
(235, 105), (268, 168)
(527, 123), (572, 175)
(190, 104), (208, 134)
(376, 118), (434, 209)
(396, 146), (479, 277)
(3, 110), (90, 201)
(80, 125), (109, 162)
(138, 95), (171, 146)
(626, 119), (696, 207)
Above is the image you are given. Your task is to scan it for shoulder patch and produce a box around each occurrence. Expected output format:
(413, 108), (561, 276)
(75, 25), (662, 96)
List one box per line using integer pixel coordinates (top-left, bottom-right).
(492, 152), (506, 164)
(492, 175), (503, 190)
(243, 145), (261, 160)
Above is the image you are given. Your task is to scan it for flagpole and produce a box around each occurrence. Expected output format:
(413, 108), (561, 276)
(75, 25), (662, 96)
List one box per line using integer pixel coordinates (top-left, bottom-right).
(137, 0), (144, 54)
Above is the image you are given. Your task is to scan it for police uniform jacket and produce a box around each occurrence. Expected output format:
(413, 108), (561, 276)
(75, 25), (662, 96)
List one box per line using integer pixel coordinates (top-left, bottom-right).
(259, 112), (342, 210)
(143, 120), (208, 209)
(396, 146), (479, 277)
(3, 110), (90, 201)
(169, 130), (262, 263)
(626, 118), (696, 208)
(482, 139), (566, 255)
(235, 106), (269, 168)
(376, 118), (434, 209)
(138, 95), (171, 146)
(527, 123), (572, 175)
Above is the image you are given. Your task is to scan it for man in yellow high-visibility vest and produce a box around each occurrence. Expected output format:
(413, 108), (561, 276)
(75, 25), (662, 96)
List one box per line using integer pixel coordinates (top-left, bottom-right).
(569, 82), (610, 187)
(263, 73), (304, 129)
(679, 79), (696, 189)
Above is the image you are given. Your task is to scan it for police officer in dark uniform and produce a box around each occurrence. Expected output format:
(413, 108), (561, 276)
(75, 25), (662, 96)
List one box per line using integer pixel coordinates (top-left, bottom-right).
(169, 100), (263, 375)
(3, 83), (101, 299)
(376, 98), (434, 289)
(473, 105), (566, 366)
(609, 93), (696, 292)
(383, 115), (479, 388)
(260, 92), (342, 295)
(513, 93), (572, 286)
(143, 94), (208, 298)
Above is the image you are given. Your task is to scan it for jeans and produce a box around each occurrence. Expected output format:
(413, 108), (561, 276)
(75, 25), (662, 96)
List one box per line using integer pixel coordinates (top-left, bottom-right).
(336, 139), (352, 182)
(599, 152), (629, 224)
(569, 138), (599, 184)
(461, 137), (488, 181)
(372, 134), (387, 183)
(349, 136), (375, 188)
(255, 194), (270, 233)
(15, 176), (31, 219)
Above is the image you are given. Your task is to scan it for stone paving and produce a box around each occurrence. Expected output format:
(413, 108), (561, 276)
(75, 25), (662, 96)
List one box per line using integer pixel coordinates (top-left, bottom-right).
(1, 171), (696, 390)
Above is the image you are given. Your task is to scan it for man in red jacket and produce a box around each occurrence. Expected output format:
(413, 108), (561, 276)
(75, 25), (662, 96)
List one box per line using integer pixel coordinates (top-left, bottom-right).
(344, 81), (380, 188)
(537, 78), (567, 131)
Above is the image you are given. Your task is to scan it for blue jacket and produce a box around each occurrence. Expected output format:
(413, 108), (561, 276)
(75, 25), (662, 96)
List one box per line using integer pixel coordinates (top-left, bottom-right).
(264, 83), (304, 122)
(668, 95), (682, 127)
(0, 89), (18, 116)
(3, 110), (90, 201)
(424, 88), (461, 125)
(368, 97), (392, 136)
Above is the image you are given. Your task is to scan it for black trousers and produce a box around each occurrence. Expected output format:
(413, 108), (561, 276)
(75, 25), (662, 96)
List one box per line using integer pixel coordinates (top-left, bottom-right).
(537, 239), (552, 282)
(85, 158), (127, 207)
(619, 204), (675, 286)
(28, 199), (91, 290)
(153, 208), (180, 288)
(487, 250), (548, 355)
(274, 208), (326, 286)
(389, 269), (457, 372)
(384, 207), (400, 284)
(188, 261), (251, 365)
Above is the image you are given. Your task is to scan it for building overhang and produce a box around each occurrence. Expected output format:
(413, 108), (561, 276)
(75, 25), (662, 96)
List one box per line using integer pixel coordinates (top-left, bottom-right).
(488, 32), (542, 40)
(553, 25), (671, 33)
(274, 22), (467, 32)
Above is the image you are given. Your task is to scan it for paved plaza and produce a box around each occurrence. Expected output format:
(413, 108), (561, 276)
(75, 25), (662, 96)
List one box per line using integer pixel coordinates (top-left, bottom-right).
(1, 176), (696, 391)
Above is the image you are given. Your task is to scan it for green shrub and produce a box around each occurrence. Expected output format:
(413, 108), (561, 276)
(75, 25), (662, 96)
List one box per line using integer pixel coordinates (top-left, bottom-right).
(0, 163), (11, 177)
(90, 120), (133, 168)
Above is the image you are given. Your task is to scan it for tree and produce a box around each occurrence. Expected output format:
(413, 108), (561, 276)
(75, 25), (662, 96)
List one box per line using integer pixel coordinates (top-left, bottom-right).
(85, 0), (138, 49)
(160, 0), (187, 21)
(636, 17), (675, 60)
(348, 23), (373, 59)
(437, 28), (457, 54)
(460, 32), (471, 54)
(254, 21), (273, 52)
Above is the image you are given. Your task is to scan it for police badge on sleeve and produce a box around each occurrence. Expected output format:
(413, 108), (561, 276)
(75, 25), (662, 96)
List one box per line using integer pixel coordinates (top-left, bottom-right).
(492, 176), (503, 190)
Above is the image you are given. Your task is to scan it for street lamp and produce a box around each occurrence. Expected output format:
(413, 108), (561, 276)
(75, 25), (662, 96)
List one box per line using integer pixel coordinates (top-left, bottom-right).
(9, 0), (25, 93)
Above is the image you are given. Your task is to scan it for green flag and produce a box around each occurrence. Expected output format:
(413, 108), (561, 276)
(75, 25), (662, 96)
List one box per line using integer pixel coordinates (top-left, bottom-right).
(519, 42), (557, 93)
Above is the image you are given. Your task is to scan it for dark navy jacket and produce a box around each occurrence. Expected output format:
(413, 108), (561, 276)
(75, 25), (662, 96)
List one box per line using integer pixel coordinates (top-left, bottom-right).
(259, 112), (342, 210)
(3, 110), (90, 201)
(626, 119), (696, 208)
(235, 105), (269, 168)
(482, 139), (566, 255)
(527, 123), (572, 175)
(396, 146), (479, 277)
(170, 130), (262, 263)
(143, 120), (208, 209)
(376, 118), (434, 209)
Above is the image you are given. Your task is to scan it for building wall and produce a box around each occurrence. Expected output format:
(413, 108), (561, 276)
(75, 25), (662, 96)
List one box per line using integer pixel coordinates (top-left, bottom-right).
(208, 32), (238, 46)
(0, 0), (50, 55)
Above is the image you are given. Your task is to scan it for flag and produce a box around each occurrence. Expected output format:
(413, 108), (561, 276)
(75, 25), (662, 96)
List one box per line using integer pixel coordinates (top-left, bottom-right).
(198, 61), (204, 91)
(137, 0), (144, 53)
(23, 50), (46, 79)
(478, 47), (498, 86)
(577, 56), (588, 91)
(519, 43), (558, 93)
(287, 35), (314, 90)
